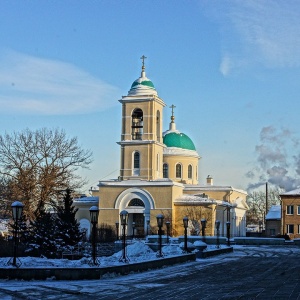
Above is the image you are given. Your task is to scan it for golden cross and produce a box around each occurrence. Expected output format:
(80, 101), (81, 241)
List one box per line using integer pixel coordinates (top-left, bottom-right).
(170, 104), (176, 117)
(140, 55), (147, 68)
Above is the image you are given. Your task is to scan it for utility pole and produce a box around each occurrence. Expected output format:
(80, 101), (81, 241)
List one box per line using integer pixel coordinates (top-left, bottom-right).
(265, 182), (268, 231)
(266, 182), (268, 216)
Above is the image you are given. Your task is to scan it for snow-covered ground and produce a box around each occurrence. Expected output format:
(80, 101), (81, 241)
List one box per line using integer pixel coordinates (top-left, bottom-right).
(0, 240), (218, 268)
(1, 244), (299, 300)
(1, 242), (297, 270)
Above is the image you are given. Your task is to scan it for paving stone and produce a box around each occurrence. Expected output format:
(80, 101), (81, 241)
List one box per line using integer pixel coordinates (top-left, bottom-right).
(2, 246), (300, 299)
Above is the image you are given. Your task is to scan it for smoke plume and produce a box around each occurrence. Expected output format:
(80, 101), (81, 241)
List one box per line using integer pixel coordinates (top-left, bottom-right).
(246, 126), (300, 191)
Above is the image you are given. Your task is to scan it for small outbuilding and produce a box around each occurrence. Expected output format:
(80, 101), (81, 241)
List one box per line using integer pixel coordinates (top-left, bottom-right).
(265, 205), (281, 237)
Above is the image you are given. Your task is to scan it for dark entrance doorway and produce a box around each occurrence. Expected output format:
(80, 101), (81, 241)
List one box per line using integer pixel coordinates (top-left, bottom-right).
(133, 213), (144, 237)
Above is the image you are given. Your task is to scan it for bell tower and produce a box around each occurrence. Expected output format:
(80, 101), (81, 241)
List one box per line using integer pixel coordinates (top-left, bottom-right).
(118, 56), (166, 180)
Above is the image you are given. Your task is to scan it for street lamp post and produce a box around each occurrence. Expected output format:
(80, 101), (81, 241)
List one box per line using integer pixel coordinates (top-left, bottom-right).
(166, 221), (171, 244)
(226, 221), (231, 246)
(201, 218), (207, 243)
(156, 214), (164, 257)
(115, 221), (119, 240)
(183, 216), (189, 253)
(8, 201), (24, 267)
(119, 210), (129, 262)
(132, 222), (135, 239)
(89, 206), (99, 266)
(215, 220), (220, 249)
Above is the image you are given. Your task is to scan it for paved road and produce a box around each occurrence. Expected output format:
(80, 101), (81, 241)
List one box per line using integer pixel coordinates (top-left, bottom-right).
(1, 246), (300, 299)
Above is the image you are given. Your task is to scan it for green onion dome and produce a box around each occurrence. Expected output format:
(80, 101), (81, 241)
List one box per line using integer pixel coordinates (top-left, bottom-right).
(163, 131), (196, 151)
(128, 67), (157, 96)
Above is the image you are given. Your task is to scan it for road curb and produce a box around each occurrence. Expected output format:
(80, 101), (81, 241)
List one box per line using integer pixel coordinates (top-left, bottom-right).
(0, 253), (196, 280)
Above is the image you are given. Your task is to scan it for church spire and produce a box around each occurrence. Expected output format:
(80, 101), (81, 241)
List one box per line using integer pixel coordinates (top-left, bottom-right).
(169, 104), (176, 131)
(140, 55), (147, 78)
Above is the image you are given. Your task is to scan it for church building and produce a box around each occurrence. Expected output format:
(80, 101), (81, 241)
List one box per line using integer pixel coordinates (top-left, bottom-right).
(74, 57), (248, 238)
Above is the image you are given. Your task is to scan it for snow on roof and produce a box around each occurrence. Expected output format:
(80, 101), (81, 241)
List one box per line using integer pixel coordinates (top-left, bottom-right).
(163, 147), (200, 158)
(98, 179), (183, 187)
(184, 185), (247, 195)
(216, 200), (236, 207)
(281, 188), (300, 196)
(266, 205), (281, 220)
(174, 194), (217, 205)
(73, 196), (99, 203)
(174, 194), (234, 207)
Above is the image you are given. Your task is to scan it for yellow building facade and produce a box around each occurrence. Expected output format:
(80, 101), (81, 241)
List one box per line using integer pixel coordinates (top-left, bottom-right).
(74, 59), (248, 238)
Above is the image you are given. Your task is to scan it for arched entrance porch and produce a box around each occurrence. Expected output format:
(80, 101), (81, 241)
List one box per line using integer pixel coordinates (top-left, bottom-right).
(115, 188), (155, 237)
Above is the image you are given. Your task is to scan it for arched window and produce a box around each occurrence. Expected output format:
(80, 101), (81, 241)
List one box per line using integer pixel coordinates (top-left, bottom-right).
(134, 152), (140, 168)
(128, 198), (145, 207)
(176, 163), (182, 178)
(188, 165), (193, 179)
(132, 108), (143, 140)
(163, 163), (168, 178)
(133, 151), (140, 176)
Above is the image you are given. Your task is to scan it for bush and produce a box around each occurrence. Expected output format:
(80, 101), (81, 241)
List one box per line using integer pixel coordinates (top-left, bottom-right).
(96, 223), (116, 243)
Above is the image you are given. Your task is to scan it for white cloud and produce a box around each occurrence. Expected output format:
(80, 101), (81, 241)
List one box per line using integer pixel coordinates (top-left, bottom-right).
(219, 55), (232, 76)
(0, 50), (121, 115)
(203, 0), (300, 75)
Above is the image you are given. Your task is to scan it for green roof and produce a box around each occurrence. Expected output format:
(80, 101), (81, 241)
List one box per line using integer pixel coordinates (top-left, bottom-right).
(131, 80), (155, 89)
(163, 132), (196, 150)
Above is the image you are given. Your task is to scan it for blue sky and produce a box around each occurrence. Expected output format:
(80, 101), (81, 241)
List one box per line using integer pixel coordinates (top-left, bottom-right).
(1, 0), (300, 192)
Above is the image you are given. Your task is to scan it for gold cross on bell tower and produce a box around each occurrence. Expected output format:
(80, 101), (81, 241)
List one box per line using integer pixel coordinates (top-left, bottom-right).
(140, 55), (147, 70)
(170, 104), (176, 123)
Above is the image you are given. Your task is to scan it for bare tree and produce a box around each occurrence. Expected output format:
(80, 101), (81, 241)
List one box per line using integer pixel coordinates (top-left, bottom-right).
(0, 175), (13, 218)
(182, 205), (212, 236)
(0, 128), (93, 220)
(246, 188), (281, 224)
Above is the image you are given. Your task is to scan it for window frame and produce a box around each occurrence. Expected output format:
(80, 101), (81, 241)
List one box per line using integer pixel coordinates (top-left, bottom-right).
(163, 163), (168, 178)
(286, 224), (294, 234)
(128, 198), (145, 207)
(188, 164), (193, 179)
(287, 205), (294, 215)
(132, 151), (140, 176)
(176, 163), (182, 179)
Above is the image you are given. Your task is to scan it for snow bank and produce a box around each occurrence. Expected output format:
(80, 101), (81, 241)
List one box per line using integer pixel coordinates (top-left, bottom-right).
(0, 241), (186, 268)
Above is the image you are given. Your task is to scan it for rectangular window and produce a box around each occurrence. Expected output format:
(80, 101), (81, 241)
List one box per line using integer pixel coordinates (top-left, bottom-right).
(163, 164), (168, 178)
(286, 224), (294, 234)
(298, 225), (300, 234)
(297, 206), (300, 215)
(287, 205), (294, 215)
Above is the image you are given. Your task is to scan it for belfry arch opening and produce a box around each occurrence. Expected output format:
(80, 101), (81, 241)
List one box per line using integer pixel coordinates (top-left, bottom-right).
(131, 108), (143, 140)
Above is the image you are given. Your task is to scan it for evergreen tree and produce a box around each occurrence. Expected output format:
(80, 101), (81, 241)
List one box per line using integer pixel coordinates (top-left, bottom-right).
(55, 188), (83, 252)
(27, 209), (57, 258)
